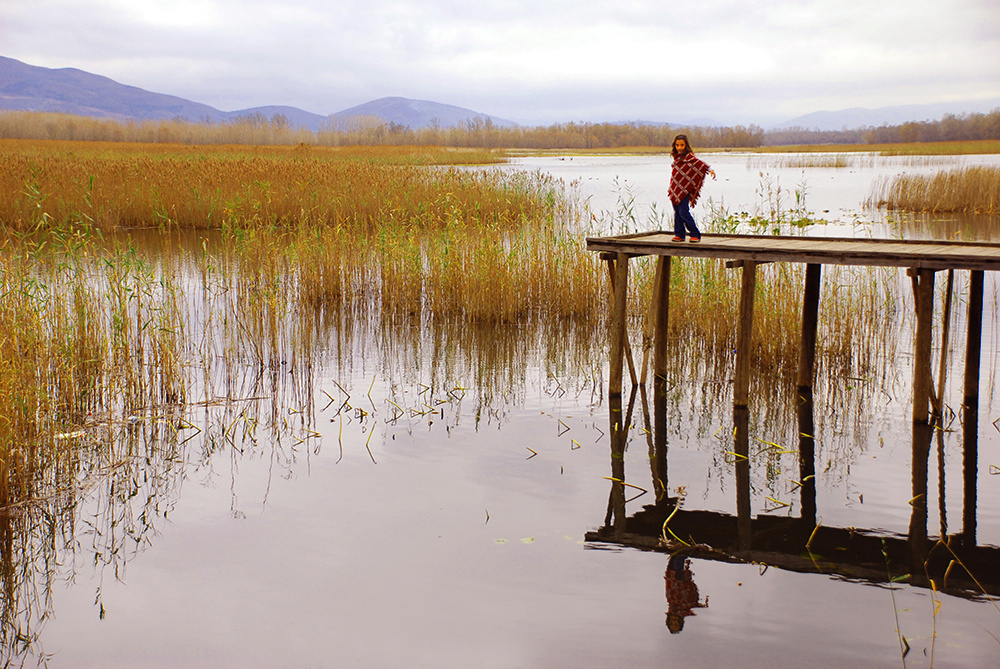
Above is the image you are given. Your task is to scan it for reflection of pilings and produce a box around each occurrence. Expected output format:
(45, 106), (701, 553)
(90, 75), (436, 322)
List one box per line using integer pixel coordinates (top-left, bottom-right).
(961, 270), (983, 548)
(797, 389), (817, 527)
(911, 268), (935, 424)
(796, 263), (822, 392)
(964, 270), (984, 410)
(937, 424), (948, 539)
(963, 404), (978, 547)
(607, 392), (627, 539)
(651, 255), (671, 504)
(734, 262), (758, 409)
(734, 406), (751, 552)
(909, 421), (933, 570)
(607, 386), (638, 540)
(651, 377), (668, 502)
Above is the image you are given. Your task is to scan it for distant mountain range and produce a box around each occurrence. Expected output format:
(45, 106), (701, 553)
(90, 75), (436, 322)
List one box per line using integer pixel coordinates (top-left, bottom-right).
(1, 55), (996, 133)
(777, 100), (1000, 132)
(0, 56), (512, 131)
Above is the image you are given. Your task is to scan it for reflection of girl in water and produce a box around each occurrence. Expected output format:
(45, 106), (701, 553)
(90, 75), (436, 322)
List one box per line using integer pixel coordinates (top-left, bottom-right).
(664, 553), (707, 634)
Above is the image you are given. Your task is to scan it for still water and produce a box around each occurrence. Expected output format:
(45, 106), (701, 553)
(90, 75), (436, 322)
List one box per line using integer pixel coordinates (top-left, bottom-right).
(12, 154), (1000, 667)
(512, 151), (1000, 238)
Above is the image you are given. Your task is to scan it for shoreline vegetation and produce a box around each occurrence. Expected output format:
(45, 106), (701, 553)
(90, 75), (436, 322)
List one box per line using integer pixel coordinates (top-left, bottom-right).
(2, 107), (999, 151)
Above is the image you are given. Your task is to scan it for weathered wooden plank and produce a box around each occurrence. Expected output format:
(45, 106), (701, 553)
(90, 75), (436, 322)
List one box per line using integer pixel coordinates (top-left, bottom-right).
(586, 232), (1000, 272)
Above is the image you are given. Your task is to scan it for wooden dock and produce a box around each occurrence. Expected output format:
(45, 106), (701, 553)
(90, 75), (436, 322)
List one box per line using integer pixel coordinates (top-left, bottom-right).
(586, 232), (1000, 423)
(585, 236), (1000, 579)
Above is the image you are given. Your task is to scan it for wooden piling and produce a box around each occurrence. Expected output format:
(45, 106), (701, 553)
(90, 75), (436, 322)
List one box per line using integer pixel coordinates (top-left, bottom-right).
(609, 252), (630, 398)
(912, 268), (935, 424)
(962, 269), (984, 547)
(964, 270), (984, 410)
(932, 269), (954, 416)
(653, 256), (672, 381)
(734, 261), (758, 409)
(605, 255), (637, 390)
(796, 263), (822, 391)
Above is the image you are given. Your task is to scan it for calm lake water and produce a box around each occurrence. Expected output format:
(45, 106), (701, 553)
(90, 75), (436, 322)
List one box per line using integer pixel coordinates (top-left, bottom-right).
(10, 153), (1000, 667)
(511, 151), (1000, 238)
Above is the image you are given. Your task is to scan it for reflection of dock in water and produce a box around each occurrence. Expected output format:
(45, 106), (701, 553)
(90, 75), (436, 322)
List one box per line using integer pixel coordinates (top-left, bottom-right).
(586, 500), (1000, 598)
(589, 383), (999, 599)
(586, 232), (1000, 599)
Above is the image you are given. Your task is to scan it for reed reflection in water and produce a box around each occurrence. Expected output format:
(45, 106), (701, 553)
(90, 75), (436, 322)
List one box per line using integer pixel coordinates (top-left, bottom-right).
(588, 309), (1000, 665)
(0, 226), (996, 665)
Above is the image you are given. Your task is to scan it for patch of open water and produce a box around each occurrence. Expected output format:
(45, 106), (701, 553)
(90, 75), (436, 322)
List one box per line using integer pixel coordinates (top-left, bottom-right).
(11, 153), (1000, 667)
(511, 151), (1000, 238)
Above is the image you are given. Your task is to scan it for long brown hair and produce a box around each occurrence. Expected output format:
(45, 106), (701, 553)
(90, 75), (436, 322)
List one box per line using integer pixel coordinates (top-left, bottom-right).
(671, 134), (692, 156)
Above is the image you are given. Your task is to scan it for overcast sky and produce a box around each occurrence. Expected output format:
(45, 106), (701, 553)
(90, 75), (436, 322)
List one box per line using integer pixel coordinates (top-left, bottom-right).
(2, 0), (999, 126)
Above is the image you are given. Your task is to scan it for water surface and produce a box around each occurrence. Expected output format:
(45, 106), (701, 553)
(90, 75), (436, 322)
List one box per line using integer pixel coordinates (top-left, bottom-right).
(7, 152), (1000, 668)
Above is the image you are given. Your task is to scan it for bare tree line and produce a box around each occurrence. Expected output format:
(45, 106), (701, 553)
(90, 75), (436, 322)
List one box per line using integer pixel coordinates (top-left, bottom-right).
(2, 107), (998, 148)
(765, 108), (1000, 146)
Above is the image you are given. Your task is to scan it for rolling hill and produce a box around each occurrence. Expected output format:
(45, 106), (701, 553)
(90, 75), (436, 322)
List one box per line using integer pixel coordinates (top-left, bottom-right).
(0, 56), (514, 131)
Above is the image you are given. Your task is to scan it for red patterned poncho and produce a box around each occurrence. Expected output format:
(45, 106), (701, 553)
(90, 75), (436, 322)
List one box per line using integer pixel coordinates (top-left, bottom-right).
(668, 153), (712, 206)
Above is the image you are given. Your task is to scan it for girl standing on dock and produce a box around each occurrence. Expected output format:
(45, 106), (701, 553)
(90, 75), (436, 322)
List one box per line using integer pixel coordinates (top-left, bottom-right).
(668, 134), (715, 243)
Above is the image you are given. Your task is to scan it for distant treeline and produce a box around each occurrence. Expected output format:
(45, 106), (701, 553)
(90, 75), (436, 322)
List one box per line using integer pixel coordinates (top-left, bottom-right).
(0, 110), (765, 149)
(766, 109), (1000, 146)
(2, 107), (999, 149)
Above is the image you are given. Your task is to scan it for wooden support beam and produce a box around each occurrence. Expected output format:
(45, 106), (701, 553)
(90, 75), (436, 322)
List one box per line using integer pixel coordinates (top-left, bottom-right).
(726, 259), (773, 269)
(964, 270), (984, 410)
(912, 268), (935, 424)
(652, 256), (672, 381)
(609, 252), (630, 398)
(734, 261), (758, 409)
(931, 269), (955, 416)
(639, 259), (663, 386)
(797, 263), (822, 391)
(605, 256), (637, 389)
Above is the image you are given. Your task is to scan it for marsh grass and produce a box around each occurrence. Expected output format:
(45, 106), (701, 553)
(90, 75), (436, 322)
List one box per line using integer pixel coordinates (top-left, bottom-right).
(0, 140), (908, 456)
(0, 139), (908, 452)
(0, 140), (510, 232)
(0, 139), (923, 662)
(868, 165), (1000, 214)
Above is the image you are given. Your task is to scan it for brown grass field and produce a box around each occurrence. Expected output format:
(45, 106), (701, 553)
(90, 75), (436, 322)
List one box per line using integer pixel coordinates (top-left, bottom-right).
(0, 139), (904, 533)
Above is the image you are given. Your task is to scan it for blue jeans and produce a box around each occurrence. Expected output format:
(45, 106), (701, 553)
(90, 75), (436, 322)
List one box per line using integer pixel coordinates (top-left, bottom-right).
(672, 197), (701, 239)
